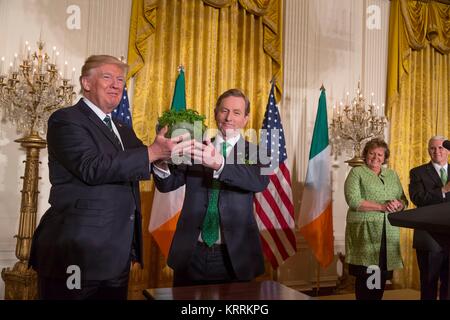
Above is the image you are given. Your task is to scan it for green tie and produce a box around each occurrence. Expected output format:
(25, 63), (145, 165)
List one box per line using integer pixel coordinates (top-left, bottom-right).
(440, 167), (447, 186)
(201, 141), (228, 246)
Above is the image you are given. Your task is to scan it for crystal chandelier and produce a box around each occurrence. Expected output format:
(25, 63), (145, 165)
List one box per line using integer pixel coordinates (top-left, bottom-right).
(0, 39), (76, 137)
(329, 82), (387, 167)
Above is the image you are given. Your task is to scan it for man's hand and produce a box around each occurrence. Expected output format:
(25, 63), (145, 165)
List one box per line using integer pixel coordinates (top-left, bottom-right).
(190, 138), (223, 170)
(171, 139), (195, 165)
(148, 126), (187, 163)
(443, 181), (450, 194)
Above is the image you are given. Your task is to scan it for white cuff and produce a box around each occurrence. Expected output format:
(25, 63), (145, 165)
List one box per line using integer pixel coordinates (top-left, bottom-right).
(213, 155), (225, 179)
(153, 163), (171, 179)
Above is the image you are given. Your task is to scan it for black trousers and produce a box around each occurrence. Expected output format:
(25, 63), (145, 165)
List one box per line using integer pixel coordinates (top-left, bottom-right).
(416, 249), (449, 300)
(173, 241), (237, 287)
(38, 263), (130, 300)
(349, 220), (392, 300)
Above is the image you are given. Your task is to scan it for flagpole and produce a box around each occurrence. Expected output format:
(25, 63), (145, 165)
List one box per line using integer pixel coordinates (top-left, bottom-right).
(272, 266), (278, 282)
(316, 83), (325, 297)
(270, 75), (279, 284)
(316, 261), (321, 296)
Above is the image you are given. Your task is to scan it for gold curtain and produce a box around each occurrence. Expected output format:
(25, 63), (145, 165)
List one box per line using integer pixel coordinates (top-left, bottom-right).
(126, 0), (283, 297)
(387, 0), (450, 289)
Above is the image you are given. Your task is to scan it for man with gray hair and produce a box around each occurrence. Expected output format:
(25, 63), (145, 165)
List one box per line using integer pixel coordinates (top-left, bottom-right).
(409, 135), (450, 300)
(30, 55), (183, 299)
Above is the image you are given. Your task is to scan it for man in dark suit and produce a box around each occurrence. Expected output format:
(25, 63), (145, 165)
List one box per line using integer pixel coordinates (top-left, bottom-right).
(409, 135), (450, 300)
(153, 88), (270, 287)
(30, 55), (181, 300)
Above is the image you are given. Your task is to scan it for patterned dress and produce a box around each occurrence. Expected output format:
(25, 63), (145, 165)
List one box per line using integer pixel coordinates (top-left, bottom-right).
(344, 165), (407, 270)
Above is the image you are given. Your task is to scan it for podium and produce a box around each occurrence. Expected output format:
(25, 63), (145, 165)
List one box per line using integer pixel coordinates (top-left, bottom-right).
(388, 202), (450, 300)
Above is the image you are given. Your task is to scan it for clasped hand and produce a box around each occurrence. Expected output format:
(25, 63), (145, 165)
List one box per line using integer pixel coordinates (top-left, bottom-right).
(383, 199), (404, 213)
(171, 138), (223, 170)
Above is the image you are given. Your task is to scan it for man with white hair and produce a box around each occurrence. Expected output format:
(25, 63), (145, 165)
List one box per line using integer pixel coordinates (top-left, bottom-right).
(409, 135), (450, 300)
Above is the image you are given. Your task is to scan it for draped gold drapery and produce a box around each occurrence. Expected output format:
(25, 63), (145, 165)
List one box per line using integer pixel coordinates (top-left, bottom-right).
(126, 0), (283, 296)
(387, 0), (450, 290)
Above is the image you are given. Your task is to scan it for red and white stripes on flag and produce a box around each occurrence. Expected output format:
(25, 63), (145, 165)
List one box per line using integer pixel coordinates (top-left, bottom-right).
(254, 83), (297, 269)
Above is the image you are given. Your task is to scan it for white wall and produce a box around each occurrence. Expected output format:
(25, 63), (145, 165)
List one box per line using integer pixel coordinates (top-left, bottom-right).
(278, 0), (390, 289)
(0, 0), (132, 299)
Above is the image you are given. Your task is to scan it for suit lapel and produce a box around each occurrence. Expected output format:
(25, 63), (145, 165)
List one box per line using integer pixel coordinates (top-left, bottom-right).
(78, 101), (122, 151)
(113, 119), (129, 150)
(425, 162), (444, 186)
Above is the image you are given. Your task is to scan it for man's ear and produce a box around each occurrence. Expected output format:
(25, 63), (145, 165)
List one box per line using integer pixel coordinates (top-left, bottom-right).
(243, 114), (249, 127)
(81, 76), (91, 92)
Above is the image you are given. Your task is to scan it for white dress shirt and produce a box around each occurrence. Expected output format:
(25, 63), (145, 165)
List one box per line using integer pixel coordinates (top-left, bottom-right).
(83, 97), (124, 150)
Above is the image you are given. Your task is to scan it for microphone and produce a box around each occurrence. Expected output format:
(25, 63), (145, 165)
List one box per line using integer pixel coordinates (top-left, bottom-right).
(443, 140), (450, 151)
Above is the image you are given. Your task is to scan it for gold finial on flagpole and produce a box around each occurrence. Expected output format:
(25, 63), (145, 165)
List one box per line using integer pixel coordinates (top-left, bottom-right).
(270, 75), (277, 85)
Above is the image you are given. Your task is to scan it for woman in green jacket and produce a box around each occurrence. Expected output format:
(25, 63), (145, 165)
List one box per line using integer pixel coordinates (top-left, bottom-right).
(344, 138), (407, 300)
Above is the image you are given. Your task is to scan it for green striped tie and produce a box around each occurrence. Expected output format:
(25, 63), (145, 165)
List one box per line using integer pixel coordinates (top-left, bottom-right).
(103, 115), (122, 147)
(201, 141), (229, 247)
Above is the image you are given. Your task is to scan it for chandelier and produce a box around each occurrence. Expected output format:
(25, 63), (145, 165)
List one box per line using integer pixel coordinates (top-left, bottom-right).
(0, 39), (76, 137)
(329, 82), (387, 167)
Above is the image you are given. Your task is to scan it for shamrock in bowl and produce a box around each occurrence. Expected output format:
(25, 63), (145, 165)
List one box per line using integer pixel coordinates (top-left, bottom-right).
(157, 109), (207, 141)
(157, 109), (207, 164)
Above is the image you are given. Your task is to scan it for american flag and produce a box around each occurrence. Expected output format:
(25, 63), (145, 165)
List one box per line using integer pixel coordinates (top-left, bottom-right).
(254, 82), (297, 269)
(112, 86), (132, 127)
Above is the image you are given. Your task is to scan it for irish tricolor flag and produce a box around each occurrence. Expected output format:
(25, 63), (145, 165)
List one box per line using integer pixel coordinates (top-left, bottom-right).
(148, 68), (186, 258)
(299, 87), (334, 268)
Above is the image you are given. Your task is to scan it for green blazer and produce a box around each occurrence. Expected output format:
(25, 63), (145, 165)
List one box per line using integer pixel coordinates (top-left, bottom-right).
(344, 165), (407, 270)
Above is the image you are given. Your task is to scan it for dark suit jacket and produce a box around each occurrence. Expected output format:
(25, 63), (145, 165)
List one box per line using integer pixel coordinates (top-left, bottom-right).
(30, 99), (150, 281)
(409, 162), (450, 251)
(153, 138), (269, 281)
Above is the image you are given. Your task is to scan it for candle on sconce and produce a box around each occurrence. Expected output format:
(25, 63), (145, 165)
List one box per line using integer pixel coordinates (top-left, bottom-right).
(9, 62), (13, 74)
(345, 92), (350, 105)
(370, 92), (374, 105)
(51, 47), (56, 65)
(55, 52), (60, 69)
(0, 57), (4, 75)
(339, 101), (344, 115)
(23, 41), (29, 59)
(64, 61), (68, 79)
(27, 46), (31, 60)
(71, 67), (76, 84)
(13, 53), (18, 72)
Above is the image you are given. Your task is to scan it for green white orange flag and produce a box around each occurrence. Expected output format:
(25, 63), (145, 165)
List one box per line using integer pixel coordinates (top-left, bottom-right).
(299, 87), (334, 268)
(148, 68), (186, 258)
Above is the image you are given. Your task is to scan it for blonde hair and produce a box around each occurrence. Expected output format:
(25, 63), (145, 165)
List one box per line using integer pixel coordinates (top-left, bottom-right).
(79, 55), (128, 94)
